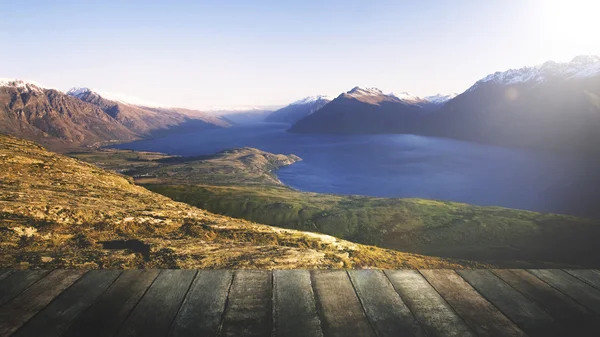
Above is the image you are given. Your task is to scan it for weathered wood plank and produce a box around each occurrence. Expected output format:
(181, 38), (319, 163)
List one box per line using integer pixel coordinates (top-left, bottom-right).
(421, 269), (526, 337)
(115, 270), (196, 337)
(62, 270), (160, 337)
(273, 270), (322, 337)
(384, 270), (475, 337)
(0, 270), (14, 282)
(348, 270), (425, 337)
(0, 270), (86, 337)
(220, 270), (272, 337)
(0, 270), (50, 306)
(493, 269), (600, 336)
(458, 269), (557, 337)
(169, 270), (233, 337)
(528, 269), (600, 314)
(13, 270), (121, 337)
(311, 270), (375, 337)
(564, 269), (600, 290)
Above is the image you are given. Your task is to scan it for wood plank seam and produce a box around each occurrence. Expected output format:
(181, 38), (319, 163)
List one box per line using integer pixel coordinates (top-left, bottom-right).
(7, 270), (89, 337)
(166, 270), (199, 336)
(416, 270), (478, 336)
(379, 269), (423, 334)
(112, 269), (163, 337)
(453, 269), (539, 334)
(215, 269), (236, 337)
(345, 269), (379, 336)
(563, 270), (600, 291)
(524, 269), (600, 315)
(309, 271), (328, 337)
(0, 271), (52, 307)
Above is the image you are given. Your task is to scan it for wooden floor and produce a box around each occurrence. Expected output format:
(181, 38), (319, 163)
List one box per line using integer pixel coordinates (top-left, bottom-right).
(1, 270), (600, 337)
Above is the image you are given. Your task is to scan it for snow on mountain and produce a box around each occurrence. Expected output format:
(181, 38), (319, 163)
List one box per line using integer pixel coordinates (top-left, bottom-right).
(0, 78), (53, 93)
(345, 87), (385, 98)
(67, 87), (169, 108)
(423, 93), (458, 104)
(469, 55), (600, 91)
(290, 95), (332, 105)
(389, 92), (422, 103)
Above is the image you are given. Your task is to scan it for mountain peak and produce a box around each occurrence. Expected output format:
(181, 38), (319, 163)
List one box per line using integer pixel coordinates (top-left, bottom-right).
(570, 55), (600, 65)
(0, 78), (49, 93)
(424, 93), (458, 104)
(66, 87), (93, 97)
(291, 95), (332, 105)
(347, 87), (384, 96)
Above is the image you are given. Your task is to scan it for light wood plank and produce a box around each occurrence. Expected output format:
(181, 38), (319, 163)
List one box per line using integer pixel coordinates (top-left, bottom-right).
(348, 270), (425, 337)
(0, 270), (86, 337)
(169, 270), (233, 337)
(273, 270), (322, 337)
(220, 270), (272, 337)
(13, 270), (121, 337)
(564, 269), (600, 290)
(384, 270), (475, 337)
(493, 269), (600, 336)
(458, 270), (557, 337)
(529, 269), (600, 314)
(115, 270), (196, 337)
(0, 270), (50, 306)
(311, 270), (375, 337)
(422, 270), (526, 337)
(62, 270), (160, 337)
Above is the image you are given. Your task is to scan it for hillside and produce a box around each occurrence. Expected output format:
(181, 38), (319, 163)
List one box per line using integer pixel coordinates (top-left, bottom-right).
(0, 134), (472, 269)
(265, 95), (332, 124)
(74, 147), (600, 267)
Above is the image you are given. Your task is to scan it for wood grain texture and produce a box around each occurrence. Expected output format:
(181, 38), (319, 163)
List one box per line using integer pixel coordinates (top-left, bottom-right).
(458, 269), (557, 337)
(0, 270), (50, 306)
(273, 270), (322, 337)
(311, 270), (376, 337)
(528, 269), (600, 314)
(169, 270), (233, 337)
(115, 270), (196, 337)
(13, 270), (121, 337)
(0, 270), (86, 337)
(0, 270), (14, 282)
(220, 270), (273, 337)
(564, 269), (600, 290)
(384, 270), (475, 337)
(348, 270), (425, 337)
(62, 270), (160, 337)
(421, 269), (526, 337)
(493, 269), (599, 337)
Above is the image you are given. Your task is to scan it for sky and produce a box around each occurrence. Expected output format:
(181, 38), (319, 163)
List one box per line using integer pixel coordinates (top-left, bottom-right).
(1, 0), (599, 109)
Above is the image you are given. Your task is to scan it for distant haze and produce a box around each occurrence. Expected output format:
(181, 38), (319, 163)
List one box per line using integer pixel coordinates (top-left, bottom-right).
(1, 0), (598, 109)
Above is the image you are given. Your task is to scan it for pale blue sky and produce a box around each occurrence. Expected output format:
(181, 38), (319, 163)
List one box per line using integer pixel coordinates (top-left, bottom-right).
(1, 0), (598, 109)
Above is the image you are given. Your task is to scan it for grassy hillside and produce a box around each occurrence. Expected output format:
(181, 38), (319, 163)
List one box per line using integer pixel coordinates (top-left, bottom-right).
(0, 134), (474, 269)
(73, 147), (600, 267)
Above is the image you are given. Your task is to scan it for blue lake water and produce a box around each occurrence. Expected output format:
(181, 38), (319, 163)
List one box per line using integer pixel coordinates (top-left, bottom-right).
(114, 123), (600, 218)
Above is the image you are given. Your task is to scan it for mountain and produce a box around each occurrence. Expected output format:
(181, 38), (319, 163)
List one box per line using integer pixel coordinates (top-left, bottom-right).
(288, 87), (427, 134)
(0, 133), (471, 269)
(0, 79), (137, 150)
(422, 55), (600, 153)
(205, 107), (275, 124)
(67, 88), (230, 136)
(264, 95), (332, 124)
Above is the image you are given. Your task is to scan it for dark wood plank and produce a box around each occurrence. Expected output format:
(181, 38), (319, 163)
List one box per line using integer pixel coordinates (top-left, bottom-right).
(0, 270), (14, 282)
(220, 270), (272, 337)
(458, 269), (557, 337)
(384, 270), (475, 337)
(273, 270), (322, 337)
(348, 270), (425, 337)
(421, 269), (526, 337)
(528, 269), (600, 314)
(0, 270), (50, 306)
(493, 269), (600, 336)
(0, 270), (86, 337)
(13, 270), (121, 337)
(62, 270), (160, 337)
(311, 270), (375, 337)
(115, 269), (196, 337)
(169, 270), (233, 337)
(564, 269), (600, 290)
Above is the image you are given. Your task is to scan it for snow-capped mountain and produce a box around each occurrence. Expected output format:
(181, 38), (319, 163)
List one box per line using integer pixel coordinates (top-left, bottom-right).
(469, 55), (600, 90)
(423, 93), (458, 104)
(265, 95), (332, 124)
(67, 87), (169, 108)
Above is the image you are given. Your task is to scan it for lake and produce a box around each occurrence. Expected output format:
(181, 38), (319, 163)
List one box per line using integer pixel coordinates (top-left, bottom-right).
(113, 122), (600, 218)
